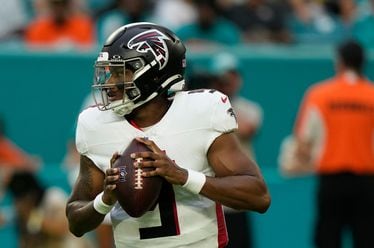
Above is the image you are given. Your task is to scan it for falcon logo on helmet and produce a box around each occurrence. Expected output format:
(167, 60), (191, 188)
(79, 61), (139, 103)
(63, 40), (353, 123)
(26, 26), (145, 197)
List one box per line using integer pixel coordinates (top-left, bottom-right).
(128, 29), (170, 70)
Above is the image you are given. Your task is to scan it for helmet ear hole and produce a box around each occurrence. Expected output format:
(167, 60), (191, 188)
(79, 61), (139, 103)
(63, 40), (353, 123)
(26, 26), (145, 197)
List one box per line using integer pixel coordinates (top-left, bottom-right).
(127, 88), (141, 99)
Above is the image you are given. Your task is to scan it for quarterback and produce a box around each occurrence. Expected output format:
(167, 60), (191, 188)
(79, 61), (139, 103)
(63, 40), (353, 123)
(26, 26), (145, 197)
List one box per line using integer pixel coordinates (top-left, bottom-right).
(66, 22), (270, 247)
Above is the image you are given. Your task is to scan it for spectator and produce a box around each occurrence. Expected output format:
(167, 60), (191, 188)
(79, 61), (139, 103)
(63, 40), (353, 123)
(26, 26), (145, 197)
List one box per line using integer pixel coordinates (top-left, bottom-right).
(175, 0), (242, 47)
(6, 171), (91, 248)
(151, 0), (197, 31)
(352, 0), (374, 48)
(86, 0), (115, 14)
(287, 0), (355, 44)
(279, 40), (374, 247)
(223, 0), (291, 43)
(24, 0), (95, 50)
(0, 0), (29, 41)
(209, 52), (263, 248)
(96, 0), (153, 43)
(0, 115), (39, 191)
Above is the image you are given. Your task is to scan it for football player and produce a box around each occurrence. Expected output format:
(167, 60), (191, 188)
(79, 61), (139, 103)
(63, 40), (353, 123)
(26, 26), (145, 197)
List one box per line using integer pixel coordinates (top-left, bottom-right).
(66, 22), (270, 248)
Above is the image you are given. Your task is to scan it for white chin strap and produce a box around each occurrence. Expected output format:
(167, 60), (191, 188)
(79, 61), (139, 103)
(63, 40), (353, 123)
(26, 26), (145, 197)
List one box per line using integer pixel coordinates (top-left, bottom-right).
(109, 91), (157, 116)
(109, 99), (135, 116)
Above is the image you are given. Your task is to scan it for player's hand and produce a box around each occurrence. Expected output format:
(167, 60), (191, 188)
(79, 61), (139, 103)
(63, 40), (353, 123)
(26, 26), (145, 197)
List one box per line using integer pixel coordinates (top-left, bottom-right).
(102, 152), (120, 205)
(133, 137), (188, 185)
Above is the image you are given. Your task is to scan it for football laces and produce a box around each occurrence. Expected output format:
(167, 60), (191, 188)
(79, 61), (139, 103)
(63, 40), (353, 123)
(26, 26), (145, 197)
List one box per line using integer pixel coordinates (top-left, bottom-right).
(134, 158), (143, 189)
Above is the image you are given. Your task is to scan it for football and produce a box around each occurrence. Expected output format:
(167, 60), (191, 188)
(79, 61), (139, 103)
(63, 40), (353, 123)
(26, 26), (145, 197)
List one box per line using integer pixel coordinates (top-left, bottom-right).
(113, 138), (163, 218)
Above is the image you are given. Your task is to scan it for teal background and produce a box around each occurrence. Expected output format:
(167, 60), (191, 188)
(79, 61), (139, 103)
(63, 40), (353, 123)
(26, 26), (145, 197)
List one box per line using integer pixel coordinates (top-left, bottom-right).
(0, 44), (373, 247)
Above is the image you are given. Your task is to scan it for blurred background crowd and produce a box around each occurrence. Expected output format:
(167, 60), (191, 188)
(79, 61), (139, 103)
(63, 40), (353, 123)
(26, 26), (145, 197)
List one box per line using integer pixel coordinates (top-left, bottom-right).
(0, 0), (374, 248)
(0, 0), (373, 49)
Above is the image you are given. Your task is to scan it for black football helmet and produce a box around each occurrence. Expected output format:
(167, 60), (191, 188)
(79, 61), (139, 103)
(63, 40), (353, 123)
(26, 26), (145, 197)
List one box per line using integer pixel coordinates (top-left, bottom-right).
(92, 22), (187, 115)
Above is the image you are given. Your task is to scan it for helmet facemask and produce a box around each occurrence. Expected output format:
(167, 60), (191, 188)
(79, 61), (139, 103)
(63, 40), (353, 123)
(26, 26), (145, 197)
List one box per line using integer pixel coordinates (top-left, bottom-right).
(92, 57), (146, 116)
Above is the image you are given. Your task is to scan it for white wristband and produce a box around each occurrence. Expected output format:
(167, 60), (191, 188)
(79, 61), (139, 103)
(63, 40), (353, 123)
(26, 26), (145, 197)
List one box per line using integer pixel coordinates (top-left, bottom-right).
(182, 169), (206, 194)
(93, 192), (114, 215)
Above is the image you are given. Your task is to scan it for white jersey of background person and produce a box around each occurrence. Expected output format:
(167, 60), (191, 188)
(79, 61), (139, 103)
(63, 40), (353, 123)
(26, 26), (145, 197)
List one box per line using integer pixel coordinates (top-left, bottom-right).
(76, 89), (237, 247)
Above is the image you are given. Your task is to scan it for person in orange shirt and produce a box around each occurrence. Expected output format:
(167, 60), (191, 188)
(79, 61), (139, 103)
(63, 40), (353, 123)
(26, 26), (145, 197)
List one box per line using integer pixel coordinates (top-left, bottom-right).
(0, 116), (39, 170)
(0, 116), (39, 196)
(25, 0), (95, 50)
(0, 135), (36, 169)
(279, 40), (374, 247)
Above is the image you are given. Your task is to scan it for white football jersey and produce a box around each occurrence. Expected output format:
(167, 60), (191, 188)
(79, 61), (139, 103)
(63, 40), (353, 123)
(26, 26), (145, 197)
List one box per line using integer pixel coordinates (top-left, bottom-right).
(76, 89), (238, 248)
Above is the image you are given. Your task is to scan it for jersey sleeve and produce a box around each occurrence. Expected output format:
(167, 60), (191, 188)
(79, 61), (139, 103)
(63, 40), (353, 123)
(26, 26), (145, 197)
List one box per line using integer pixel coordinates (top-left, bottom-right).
(74, 108), (132, 173)
(75, 113), (89, 155)
(203, 91), (238, 151)
(210, 91), (238, 133)
(75, 111), (107, 172)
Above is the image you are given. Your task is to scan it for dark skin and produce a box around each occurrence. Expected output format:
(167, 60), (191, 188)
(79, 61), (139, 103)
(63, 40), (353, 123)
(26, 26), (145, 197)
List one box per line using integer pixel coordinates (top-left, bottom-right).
(66, 70), (271, 237)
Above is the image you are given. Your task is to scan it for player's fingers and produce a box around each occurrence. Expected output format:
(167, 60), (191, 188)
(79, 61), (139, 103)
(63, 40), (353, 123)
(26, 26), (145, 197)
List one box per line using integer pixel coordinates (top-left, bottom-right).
(135, 160), (157, 169)
(105, 174), (119, 183)
(106, 167), (118, 176)
(141, 169), (158, 177)
(104, 181), (117, 192)
(110, 152), (120, 167)
(131, 151), (159, 160)
(135, 137), (163, 153)
(104, 173), (119, 193)
(135, 155), (171, 167)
